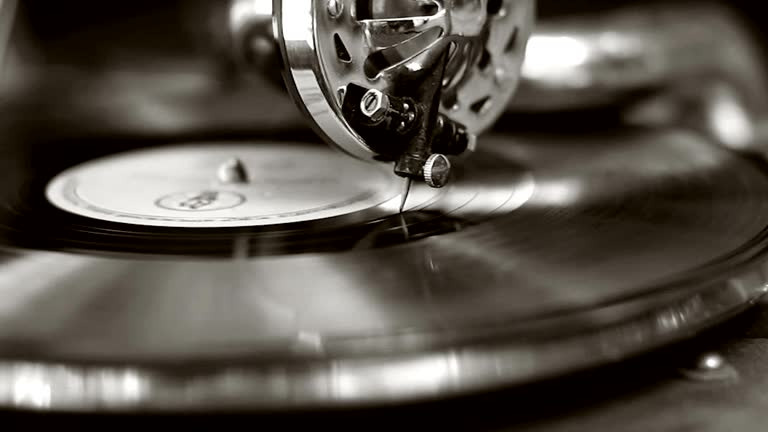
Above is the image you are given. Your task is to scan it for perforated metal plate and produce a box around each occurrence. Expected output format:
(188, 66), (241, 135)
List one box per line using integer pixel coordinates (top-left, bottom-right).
(275, 0), (535, 160)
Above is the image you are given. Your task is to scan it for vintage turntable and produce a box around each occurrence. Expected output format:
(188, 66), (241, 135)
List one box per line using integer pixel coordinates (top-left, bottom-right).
(4, 0), (768, 429)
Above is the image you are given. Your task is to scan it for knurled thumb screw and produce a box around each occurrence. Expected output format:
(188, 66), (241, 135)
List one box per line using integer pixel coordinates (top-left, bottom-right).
(423, 153), (451, 188)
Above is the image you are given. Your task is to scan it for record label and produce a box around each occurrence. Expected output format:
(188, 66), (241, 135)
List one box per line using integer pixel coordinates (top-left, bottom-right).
(44, 143), (415, 227)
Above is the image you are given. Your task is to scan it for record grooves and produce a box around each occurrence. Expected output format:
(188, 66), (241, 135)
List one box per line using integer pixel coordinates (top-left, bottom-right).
(1, 130), (768, 411)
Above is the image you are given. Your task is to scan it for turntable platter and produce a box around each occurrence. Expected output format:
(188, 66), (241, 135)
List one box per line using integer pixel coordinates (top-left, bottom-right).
(0, 130), (767, 411)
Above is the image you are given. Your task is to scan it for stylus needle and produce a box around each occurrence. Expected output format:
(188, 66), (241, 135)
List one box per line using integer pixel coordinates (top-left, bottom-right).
(399, 178), (412, 213)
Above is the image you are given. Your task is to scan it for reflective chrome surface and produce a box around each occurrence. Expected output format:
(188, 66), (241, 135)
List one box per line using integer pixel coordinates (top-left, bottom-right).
(1, 130), (768, 410)
(274, 0), (534, 160)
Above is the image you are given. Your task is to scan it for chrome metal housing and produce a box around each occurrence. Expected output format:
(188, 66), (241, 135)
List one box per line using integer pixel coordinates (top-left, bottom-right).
(274, 0), (535, 160)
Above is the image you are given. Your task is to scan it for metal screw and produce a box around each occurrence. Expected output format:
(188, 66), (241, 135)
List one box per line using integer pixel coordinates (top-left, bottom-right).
(396, 102), (417, 133)
(327, 0), (343, 19)
(360, 89), (390, 123)
(423, 154), (451, 188)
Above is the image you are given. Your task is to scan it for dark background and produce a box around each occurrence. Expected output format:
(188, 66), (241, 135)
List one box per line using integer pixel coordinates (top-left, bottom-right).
(17, 1), (768, 59)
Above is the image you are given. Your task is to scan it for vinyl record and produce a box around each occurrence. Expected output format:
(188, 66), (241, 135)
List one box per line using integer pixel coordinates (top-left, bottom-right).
(1, 137), (532, 256)
(0, 129), (767, 412)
